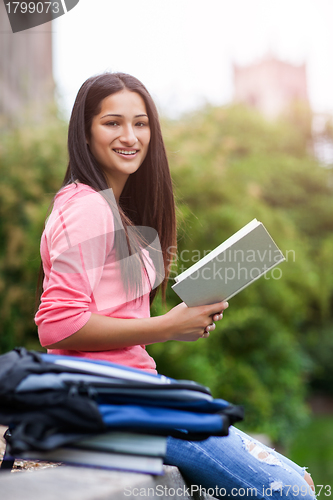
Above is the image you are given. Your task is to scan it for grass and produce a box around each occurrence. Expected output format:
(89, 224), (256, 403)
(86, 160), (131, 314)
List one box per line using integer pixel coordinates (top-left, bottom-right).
(287, 415), (333, 492)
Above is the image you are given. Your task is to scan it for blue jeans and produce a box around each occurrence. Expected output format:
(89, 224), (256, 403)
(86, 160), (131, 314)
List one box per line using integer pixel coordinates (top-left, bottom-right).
(165, 426), (315, 499)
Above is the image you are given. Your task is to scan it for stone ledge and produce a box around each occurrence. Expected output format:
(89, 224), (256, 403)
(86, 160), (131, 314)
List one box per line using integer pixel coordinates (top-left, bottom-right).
(0, 426), (216, 499)
(0, 464), (215, 500)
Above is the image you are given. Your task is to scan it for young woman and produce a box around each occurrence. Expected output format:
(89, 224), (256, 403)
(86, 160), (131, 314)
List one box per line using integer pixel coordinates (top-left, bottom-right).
(35, 72), (315, 499)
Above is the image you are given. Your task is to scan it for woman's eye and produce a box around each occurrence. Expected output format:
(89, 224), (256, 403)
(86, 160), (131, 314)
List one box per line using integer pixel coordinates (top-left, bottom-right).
(106, 121), (118, 127)
(136, 122), (148, 127)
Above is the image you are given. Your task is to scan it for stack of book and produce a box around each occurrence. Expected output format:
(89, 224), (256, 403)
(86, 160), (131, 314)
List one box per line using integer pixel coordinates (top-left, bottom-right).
(16, 431), (167, 474)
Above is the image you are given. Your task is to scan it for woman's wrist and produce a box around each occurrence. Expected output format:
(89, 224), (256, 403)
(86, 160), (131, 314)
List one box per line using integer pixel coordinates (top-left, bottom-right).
(147, 314), (174, 343)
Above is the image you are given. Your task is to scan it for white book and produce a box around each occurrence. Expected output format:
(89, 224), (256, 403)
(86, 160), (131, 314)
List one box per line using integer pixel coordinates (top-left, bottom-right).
(18, 448), (164, 475)
(172, 219), (285, 307)
(73, 432), (167, 457)
(52, 358), (169, 385)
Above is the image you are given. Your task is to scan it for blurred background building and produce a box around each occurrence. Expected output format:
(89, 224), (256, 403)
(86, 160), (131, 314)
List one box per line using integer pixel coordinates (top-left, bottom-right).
(0, 0), (54, 127)
(233, 54), (309, 119)
(233, 54), (333, 167)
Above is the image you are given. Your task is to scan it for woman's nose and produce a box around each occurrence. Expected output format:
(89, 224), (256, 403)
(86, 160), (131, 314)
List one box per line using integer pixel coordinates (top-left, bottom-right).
(120, 125), (137, 145)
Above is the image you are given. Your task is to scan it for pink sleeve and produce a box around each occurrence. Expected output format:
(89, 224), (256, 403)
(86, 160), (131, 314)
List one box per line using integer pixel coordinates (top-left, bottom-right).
(35, 189), (115, 347)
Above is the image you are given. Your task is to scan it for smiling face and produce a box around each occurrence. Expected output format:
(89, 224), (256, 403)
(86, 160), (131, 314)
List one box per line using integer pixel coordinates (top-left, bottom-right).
(87, 89), (151, 201)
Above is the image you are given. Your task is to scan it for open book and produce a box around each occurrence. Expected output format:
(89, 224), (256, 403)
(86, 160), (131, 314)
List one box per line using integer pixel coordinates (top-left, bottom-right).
(172, 219), (285, 307)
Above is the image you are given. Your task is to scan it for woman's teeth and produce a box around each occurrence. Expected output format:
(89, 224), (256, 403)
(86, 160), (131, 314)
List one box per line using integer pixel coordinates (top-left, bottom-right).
(114, 149), (137, 155)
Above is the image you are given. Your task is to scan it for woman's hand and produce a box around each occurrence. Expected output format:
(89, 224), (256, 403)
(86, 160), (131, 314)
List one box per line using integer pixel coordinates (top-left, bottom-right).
(163, 301), (229, 342)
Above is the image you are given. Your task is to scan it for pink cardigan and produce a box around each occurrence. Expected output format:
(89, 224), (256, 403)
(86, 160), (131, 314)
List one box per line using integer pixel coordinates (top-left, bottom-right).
(35, 183), (157, 373)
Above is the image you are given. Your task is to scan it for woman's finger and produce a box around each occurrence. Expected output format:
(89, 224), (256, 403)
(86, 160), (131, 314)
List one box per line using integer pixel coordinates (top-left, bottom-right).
(205, 301), (229, 317)
(212, 313), (223, 322)
(205, 323), (215, 332)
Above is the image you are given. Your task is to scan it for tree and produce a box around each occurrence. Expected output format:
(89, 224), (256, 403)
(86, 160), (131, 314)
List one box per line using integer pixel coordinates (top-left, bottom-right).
(0, 118), (67, 352)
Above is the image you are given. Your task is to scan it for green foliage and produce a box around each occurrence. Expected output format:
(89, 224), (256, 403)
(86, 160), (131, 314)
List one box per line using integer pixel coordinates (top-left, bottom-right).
(149, 104), (333, 443)
(0, 116), (67, 352)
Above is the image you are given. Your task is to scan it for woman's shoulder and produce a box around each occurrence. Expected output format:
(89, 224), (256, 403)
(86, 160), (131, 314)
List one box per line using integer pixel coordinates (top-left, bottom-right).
(50, 183), (116, 227)
(54, 182), (97, 205)
(46, 183), (115, 240)
(54, 183), (113, 212)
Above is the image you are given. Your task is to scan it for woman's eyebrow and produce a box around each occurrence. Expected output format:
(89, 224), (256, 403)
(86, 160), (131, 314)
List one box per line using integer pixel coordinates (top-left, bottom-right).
(100, 113), (148, 119)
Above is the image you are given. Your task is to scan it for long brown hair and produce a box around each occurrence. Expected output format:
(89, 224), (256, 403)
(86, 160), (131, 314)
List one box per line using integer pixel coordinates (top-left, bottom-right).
(42, 73), (176, 304)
